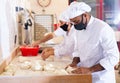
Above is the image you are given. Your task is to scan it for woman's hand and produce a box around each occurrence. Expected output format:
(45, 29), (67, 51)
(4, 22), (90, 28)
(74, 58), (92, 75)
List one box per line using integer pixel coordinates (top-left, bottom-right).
(41, 48), (54, 60)
(32, 40), (41, 47)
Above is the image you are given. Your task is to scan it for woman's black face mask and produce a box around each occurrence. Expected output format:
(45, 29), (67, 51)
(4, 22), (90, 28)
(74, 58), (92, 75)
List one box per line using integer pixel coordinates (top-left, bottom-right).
(60, 24), (68, 31)
(74, 15), (87, 30)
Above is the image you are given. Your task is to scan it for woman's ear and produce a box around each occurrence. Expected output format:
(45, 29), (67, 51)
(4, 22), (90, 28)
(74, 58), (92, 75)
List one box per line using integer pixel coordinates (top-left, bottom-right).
(83, 14), (87, 17)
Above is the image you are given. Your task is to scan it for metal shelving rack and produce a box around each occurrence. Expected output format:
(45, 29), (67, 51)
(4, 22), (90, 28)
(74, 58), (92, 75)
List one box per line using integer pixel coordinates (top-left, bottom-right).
(34, 14), (54, 41)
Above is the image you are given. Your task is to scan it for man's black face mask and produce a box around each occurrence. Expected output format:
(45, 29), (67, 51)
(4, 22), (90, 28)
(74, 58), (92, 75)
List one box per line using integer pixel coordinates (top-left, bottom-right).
(60, 24), (68, 31)
(74, 15), (87, 30)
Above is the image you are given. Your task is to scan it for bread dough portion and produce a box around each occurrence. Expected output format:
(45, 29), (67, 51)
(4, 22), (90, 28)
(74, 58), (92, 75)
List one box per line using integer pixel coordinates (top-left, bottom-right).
(1, 72), (13, 76)
(3, 63), (18, 76)
(20, 61), (31, 70)
(31, 65), (43, 71)
(66, 66), (76, 74)
(45, 56), (54, 62)
(54, 69), (68, 75)
(44, 63), (56, 72)
(1, 53), (72, 76)
(31, 60), (44, 71)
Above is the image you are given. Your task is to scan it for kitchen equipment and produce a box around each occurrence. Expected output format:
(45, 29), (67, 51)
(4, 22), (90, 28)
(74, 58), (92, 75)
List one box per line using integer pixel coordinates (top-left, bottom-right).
(34, 14), (53, 41)
(20, 46), (39, 56)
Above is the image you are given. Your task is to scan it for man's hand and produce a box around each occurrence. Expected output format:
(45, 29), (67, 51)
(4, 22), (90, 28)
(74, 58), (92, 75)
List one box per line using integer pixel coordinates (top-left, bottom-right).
(71, 67), (92, 74)
(65, 57), (80, 69)
(41, 48), (54, 60)
(71, 63), (105, 74)
(65, 63), (77, 70)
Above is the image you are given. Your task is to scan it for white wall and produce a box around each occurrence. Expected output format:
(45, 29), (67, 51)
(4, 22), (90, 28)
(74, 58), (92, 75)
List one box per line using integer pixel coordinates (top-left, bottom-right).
(25, 0), (69, 23)
(0, 0), (18, 59)
(0, 0), (10, 59)
(0, 22), (2, 61)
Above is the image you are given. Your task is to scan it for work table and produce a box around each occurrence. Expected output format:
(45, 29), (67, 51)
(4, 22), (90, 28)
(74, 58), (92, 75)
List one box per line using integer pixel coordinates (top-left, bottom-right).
(0, 47), (92, 83)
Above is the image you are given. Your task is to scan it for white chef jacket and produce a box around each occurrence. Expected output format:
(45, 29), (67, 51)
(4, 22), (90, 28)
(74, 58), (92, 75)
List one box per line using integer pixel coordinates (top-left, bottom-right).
(53, 26), (75, 57)
(70, 16), (119, 83)
(54, 27), (67, 37)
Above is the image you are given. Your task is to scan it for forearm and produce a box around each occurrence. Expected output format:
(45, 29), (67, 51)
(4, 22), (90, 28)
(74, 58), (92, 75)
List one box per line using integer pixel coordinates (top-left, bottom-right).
(90, 63), (105, 73)
(40, 33), (54, 43)
(69, 57), (80, 67)
(71, 63), (105, 74)
(41, 47), (54, 60)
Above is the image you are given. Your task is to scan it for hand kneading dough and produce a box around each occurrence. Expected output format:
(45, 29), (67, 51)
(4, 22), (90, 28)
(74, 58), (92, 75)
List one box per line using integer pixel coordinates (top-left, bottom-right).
(20, 61), (31, 70)
(66, 66), (76, 73)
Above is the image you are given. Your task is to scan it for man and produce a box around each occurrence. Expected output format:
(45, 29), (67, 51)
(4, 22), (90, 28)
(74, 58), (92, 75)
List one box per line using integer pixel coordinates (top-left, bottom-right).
(41, 2), (119, 83)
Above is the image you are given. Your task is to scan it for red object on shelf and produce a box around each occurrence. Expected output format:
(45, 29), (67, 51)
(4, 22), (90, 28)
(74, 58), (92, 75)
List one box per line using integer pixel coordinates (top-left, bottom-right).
(20, 46), (39, 56)
(53, 23), (59, 31)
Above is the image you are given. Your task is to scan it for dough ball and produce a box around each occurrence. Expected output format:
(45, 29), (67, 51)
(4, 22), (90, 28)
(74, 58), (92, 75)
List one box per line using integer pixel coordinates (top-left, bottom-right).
(35, 60), (45, 66)
(1, 72), (13, 76)
(54, 69), (68, 75)
(4, 63), (17, 73)
(31, 61), (43, 71)
(66, 66), (76, 74)
(20, 61), (31, 70)
(44, 63), (56, 71)
(45, 56), (54, 62)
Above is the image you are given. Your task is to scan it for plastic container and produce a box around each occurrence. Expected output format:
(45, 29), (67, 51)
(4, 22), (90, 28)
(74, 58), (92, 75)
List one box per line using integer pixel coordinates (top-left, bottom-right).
(20, 46), (39, 56)
(53, 23), (59, 31)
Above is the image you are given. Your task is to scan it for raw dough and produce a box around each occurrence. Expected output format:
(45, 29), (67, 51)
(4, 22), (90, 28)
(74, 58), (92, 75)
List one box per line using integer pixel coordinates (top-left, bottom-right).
(44, 63), (56, 71)
(1, 72), (13, 76)
(66, 66), (76, 74)
(45, 56), (54, 62)
(20, 61), (31, 70)
(4, 63), (17, 75)
(31, 61), (44, 71)
(4, 64), (16, 71)
(54, 69), (68, 75)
